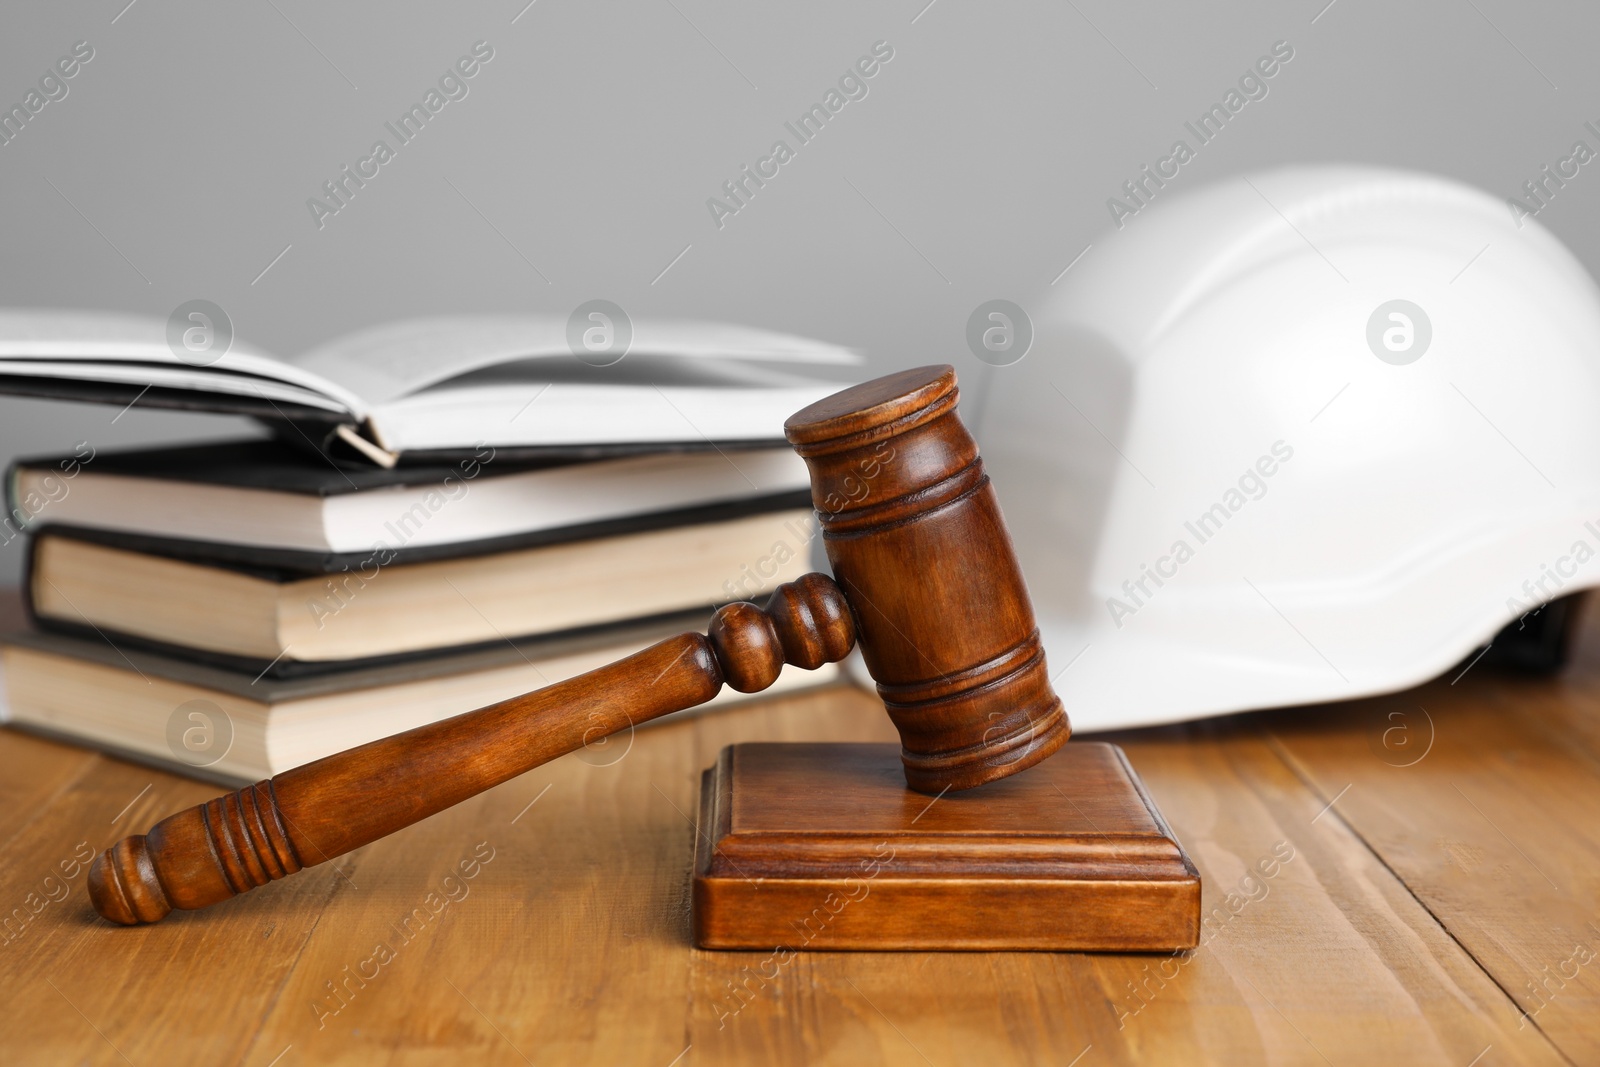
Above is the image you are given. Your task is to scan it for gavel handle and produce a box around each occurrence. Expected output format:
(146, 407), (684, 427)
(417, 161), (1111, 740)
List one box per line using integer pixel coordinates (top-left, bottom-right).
(88, 574), (855, 925)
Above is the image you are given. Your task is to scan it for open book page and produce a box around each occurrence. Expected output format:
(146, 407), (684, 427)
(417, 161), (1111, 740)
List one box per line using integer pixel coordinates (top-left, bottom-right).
(369, 382), (846, 452)
(0, 360), (350, 414)
(292, 316), (859, 406)
(299, 315), (859, 452)
(0, 310), (366, 417)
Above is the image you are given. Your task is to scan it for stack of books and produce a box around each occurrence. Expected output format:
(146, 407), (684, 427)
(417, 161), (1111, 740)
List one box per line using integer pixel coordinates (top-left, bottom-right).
(0, 312), (853, 783)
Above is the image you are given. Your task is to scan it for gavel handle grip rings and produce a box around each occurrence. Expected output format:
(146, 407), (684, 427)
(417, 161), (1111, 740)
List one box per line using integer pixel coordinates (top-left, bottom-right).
(87, 574), (855, 926)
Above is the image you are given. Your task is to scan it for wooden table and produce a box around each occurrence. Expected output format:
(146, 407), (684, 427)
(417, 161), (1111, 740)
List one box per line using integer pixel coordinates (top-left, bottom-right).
(3, 588), (1598, 1066)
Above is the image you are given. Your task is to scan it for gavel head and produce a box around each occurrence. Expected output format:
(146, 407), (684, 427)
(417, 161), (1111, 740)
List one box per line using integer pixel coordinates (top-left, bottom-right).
(785, 364), (1070, 793)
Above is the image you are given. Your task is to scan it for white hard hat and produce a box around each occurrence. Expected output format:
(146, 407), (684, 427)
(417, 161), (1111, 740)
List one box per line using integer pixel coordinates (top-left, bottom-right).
(976, 165), (1600, 731)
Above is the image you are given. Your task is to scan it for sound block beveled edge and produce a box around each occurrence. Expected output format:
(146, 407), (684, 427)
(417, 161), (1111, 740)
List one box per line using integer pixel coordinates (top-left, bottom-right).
(691, 742), (1201, 952)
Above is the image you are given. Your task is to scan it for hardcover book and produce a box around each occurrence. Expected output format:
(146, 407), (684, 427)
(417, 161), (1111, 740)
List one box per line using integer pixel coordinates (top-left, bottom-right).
(0, 310), (857, 465)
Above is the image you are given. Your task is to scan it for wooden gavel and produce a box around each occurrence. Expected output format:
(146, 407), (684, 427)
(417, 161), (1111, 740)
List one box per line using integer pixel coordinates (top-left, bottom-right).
(88, 365), (1072, 924)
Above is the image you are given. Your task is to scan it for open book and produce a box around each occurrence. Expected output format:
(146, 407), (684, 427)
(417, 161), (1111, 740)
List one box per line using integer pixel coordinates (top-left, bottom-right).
(0, 310), (859, 466)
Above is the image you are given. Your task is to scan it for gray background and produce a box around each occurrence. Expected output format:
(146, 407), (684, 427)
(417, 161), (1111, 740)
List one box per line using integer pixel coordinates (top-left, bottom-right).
(1, 0), (1595, 585)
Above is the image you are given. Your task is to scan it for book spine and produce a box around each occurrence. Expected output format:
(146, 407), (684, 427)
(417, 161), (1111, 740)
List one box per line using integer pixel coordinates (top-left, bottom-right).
(1, 460), (22, 550)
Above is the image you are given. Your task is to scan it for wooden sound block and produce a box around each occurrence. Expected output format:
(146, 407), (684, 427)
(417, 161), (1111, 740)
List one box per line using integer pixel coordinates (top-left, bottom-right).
(692, 742), (1200, 951)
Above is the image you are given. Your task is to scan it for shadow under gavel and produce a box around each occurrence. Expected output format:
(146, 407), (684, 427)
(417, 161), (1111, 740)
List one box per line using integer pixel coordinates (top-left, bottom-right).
(89, 365), (1072, 925)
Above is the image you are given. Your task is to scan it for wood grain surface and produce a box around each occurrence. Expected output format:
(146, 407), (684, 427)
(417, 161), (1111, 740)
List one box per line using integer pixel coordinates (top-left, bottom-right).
(2, 582), (1597, 1066)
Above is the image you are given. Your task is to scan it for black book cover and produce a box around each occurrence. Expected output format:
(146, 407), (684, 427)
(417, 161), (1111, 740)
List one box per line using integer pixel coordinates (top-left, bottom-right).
(14, 436), (553, 496)
(22, 510), (809, 679)
(21, 487), (811, 574)
(7, 436), (813, 569)
(1, 609), (715, 698)
(9, 435), (800, 489)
